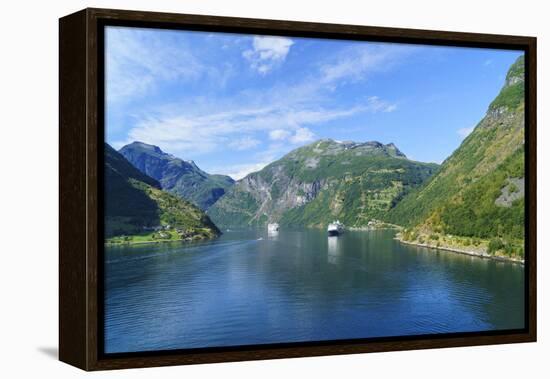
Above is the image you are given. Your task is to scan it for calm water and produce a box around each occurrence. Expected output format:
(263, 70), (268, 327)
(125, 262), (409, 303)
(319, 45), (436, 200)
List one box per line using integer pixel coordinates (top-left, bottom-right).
(104, 229), (525, 353)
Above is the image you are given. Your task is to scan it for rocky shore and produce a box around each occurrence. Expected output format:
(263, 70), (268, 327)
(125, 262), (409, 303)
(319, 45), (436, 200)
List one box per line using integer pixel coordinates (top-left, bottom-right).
(395, 236), (524, 265)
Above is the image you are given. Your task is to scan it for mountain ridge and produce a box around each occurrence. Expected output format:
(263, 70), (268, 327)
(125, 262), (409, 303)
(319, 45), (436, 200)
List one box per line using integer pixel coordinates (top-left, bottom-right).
(119, 141), (235, 210)
(387, 55), (525, 258)
(208, 138), (438, 228)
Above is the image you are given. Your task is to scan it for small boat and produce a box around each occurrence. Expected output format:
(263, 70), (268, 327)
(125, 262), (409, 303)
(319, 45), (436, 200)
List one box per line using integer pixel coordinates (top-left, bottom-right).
(327, 220), (345, 236)
(267, 223), (279, 233)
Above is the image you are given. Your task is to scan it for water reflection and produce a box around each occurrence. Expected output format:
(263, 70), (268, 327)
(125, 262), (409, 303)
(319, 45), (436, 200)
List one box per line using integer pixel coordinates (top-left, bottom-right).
(267, 230), (279, 240)
(105, 228), (525, 353)
(327, 236), (341, 264)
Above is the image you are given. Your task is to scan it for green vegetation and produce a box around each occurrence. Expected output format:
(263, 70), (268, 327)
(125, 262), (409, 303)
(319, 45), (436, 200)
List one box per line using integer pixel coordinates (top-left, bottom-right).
(104, 143), (220, 243)
(119, 141), (234, 210)
(400, 229), (524, 260)
(107, 57), (526, 262)
(389, 55), (525, 260)
(487, 238), (505, 253)
(489, 80), (524, 111)
(107, 230), (181, 244)
(438, 148), (524, 240)
(105, 143), (161, 237)
(106, 227), (220, 245)
(208, 140), (438, 228)
(489, 56), (525, 111)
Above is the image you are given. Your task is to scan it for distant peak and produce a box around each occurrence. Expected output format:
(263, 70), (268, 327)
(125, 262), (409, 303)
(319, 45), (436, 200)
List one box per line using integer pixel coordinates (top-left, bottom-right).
(316, 138), (334, 143)
(129, 141), (152, 147)
(120, 141), (205, 171)
(385, 142), (406, 158)
(121, 141), (164, 154)
(297, 138), (406, 158)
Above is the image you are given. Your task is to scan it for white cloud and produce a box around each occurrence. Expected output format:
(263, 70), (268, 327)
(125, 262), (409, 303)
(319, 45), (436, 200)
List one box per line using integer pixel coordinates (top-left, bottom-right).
(116, 103), (362, 157)
(457, 126), (474, 138)
(111, 35), (404, 155)
(217, 162), (270, 180)
(228, 136), (261, 151)
(269, 129), (291, 141)
(106, 27), (205, 104)
(111, 36), (409, 175)
(243, 36), (294, 74)
(365, 96), (398, 113)
(106, 27), (239, 104)
(115, 94), (398, 160)
(289, 127), (316, 144)
(219, 141), (292, 179)
(319, 44), (415, 85)
(269, 127), (316, 144)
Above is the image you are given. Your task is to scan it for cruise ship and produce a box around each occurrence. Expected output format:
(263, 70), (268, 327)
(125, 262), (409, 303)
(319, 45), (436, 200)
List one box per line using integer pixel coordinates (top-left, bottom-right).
(267, 223), (279, 233)
(327, 220), (344, 236)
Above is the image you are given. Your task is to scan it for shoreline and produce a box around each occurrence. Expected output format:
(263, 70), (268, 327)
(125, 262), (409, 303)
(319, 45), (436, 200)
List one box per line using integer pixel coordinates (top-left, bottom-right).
(105, 239), (181, 246)
(395, 237), (524, 265)
(105, 235), (219, 247)
(348, 226), (401, 231)
(106, 229), (524, 265)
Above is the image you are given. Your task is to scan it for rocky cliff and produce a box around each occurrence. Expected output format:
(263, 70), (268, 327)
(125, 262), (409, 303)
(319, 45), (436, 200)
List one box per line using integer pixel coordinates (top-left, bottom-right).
(208, 139), (438, 227)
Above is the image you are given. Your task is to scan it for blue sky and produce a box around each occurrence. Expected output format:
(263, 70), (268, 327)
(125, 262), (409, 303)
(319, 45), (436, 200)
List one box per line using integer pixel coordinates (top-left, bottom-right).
(105, 26), (523, 180)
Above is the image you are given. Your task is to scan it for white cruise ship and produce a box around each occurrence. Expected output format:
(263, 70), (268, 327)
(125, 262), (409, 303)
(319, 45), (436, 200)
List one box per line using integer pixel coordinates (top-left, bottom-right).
(327, 220), (345, 236)
(267, 223), (279, 233)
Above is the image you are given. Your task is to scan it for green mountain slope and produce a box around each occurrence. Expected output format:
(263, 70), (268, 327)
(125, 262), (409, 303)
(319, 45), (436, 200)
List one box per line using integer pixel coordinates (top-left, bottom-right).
(388, 56), (525, 257)
(104, 143), (220, 241)
(119, 142), (234, 210)
(208, 139), (438, 228)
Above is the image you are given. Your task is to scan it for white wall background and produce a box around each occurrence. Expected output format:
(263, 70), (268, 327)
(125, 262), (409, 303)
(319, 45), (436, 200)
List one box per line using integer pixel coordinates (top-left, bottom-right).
(0, 0), (547, 377)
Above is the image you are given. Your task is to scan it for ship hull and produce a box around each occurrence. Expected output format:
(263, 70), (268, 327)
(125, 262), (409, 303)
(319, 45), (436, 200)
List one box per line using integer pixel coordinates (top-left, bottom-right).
(267, 223), (279, 233)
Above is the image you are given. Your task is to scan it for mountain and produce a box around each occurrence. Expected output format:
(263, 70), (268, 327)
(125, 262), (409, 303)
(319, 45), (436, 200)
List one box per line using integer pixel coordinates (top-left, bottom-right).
(104, 143), (220, 240)
(208, 139), (439, 228)
(388, 56), (525, 256)
(119, 142), (234, 210)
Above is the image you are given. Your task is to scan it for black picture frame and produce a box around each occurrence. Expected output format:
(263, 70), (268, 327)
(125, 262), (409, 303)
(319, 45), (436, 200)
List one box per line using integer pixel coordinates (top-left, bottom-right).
(59, 7), (537, 371)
